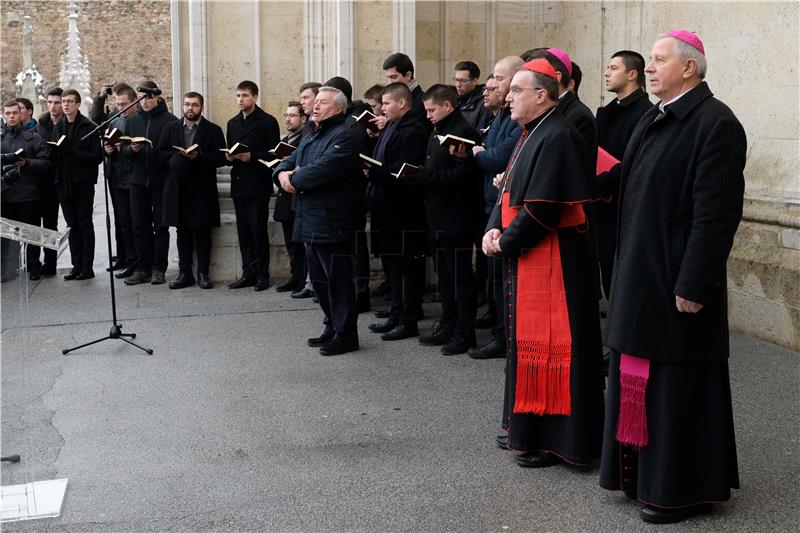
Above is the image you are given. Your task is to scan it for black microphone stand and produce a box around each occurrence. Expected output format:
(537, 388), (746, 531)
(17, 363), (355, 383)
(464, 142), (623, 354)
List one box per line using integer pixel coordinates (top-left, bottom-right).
(62, 92), (154, 355)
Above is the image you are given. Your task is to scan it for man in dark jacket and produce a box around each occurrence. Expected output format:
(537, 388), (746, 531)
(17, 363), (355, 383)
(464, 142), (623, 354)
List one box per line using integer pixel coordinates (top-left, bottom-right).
(51, 89), (103, 280)
(159, 91), (226, 290)
(35, 87), (64, 276)
(1, 100), (50, 281)
(595, 50), (652, 299)
(365, 82), (429, 341)
(225, 80), (280, 291)
(382, 52), (430, 133)
(121, 82), (178, 285)
(469, 56), (523, 360)
(454, 60), (491, 131)
(273, 100), (309, 294)
(275, 86), (360, 356)
(600, 31), (745, 524)
(413, 84), (483, 355)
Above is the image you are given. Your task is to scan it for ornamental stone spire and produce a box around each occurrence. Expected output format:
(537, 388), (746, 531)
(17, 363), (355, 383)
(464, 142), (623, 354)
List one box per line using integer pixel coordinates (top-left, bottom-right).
(14, 16), (45, 109)
(58, 0), (93, 114)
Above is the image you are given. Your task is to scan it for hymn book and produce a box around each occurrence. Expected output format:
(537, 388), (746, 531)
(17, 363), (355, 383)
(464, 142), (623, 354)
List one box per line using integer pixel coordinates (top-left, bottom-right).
(220, 142), (249, 156)
(46, 135), (72, 150)
(173, 144), (199, 155)
(352, 110), (380, 132)
(480, 124), (491, 135)
(437, 134), (476, 150)
(268, 142), (296, 159)
(258, 158), (281, 169)
(103, 128), (125, 144)
(118, 136), (153, 146)
(391, 163), (421, 178)
(359, 153), (382, 167)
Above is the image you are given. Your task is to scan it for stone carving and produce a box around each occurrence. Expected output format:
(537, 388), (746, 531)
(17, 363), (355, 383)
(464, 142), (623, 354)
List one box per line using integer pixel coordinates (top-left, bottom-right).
(58, 1), (93, 115)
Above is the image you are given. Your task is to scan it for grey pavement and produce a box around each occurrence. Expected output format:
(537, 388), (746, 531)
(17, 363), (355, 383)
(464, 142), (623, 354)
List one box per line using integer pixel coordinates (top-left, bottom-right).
(1, 270), (799, 532)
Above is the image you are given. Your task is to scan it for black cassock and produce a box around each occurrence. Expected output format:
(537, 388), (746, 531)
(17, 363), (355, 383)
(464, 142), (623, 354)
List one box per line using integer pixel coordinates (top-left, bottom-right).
(600, 82), (744, 507)
(487, 108), (604, 465)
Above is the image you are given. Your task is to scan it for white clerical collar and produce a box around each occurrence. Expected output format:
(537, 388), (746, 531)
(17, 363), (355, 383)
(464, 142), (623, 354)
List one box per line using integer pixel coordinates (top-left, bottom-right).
(659, 90), (689, 112)
(558, 90), (568, 100)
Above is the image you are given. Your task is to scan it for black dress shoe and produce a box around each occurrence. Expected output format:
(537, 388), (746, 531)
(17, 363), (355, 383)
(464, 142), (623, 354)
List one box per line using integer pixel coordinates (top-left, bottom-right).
(63, 269), (80, 281)
(115, 265), (136, 279)
(441, 327), (476, 356)
(516, 450), (562, 469)
(228, 275), (256, 289)
(197, 273), (213, 289)
(106, 260), (128, 272)
(307, 328), (335, 347)
(319, 334), (359, 356)
(29, 271), (42, 281)
(496, 434), (509, 450)
(368, 319), (398, 334)
(169, 272), (196, 289)
(276, 279), (300, 292)
(640, 504), (712, 524)
(373, 307), (391, 319)
(291, 287), (314, 299)
(254, 276), (271, 291)
(474, 312), (497, 329)
(43, 264), (57, 277)
(418, 321), (455, 347)
(468, 339), (506, 360)
(381, 322), (419, 341)
(76, 269), (95, 280)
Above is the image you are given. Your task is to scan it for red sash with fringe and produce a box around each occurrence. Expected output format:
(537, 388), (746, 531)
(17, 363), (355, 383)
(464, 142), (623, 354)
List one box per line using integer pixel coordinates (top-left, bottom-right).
(501, 191), (585, 416)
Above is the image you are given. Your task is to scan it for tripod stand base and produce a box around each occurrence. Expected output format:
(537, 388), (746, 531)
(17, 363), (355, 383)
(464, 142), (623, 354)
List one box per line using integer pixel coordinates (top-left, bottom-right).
(62, 324), (153, 355)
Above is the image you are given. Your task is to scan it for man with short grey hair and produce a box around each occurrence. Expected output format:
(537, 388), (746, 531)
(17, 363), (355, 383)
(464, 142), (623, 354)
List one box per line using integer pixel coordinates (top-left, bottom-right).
(275, 87), (361, 356)
(600, 30), (745, 524)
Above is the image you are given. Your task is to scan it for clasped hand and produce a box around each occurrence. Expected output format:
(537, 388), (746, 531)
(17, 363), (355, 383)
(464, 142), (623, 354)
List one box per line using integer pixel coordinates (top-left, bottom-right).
(482, 228), (502, 256)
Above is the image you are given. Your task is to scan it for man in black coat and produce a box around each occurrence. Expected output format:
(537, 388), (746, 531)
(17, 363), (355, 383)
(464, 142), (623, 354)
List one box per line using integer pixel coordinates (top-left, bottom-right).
(1, 100), (51, 281)
(121, 82), (178, 285)
(413, 84), (483, 355)
(275, 86), (360, 356)
(595, 51), (652, 301)
(225, 80), (280, 291)
(365, 83), (429, 341)
(51, 89), (103, 280)
(159, 91), (226, 290)
(600, 31), (745, 524)
(35, 87), (64, 276)
(454, 60), (491, 131)
(382, 52), (431, 134)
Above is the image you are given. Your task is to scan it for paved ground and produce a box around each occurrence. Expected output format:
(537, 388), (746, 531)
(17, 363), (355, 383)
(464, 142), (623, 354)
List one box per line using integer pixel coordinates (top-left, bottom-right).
(1, 266), (798, 532)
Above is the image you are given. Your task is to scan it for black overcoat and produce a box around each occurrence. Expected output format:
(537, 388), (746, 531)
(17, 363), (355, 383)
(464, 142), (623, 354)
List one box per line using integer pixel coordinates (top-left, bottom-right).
(120, 99), (178, 187)
(225, 106), (280, 198)
(158, 117), (226, 228)
(605, 82), (746, 365)
(557, 91), (597, 163)
(367, 110), (429, 256)
(51, 111), (103, 186)
(272, 129), (305, 224)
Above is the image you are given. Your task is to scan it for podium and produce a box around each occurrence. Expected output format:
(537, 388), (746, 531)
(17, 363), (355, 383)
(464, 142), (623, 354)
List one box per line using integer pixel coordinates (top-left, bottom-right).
(0, 217), (70, 521)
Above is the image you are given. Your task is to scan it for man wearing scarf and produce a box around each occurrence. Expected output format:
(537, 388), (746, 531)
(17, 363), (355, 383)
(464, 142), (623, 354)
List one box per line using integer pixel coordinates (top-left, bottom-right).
(600, 31), (745, 524)
(483, 59), (604, 469)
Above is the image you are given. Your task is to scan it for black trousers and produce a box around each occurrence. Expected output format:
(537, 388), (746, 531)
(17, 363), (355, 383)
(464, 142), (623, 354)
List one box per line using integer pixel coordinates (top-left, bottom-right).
(39, 196), (59, 272)
(354, 226), (370, 297)
(305, 241), (357, 337)
(280, 218), (306, 284)
(1, 201), (41, 275)
(488, 254), (506, 346)
(129, 183), (169, 274)
(177, 227), (211, 275)
(474, 212), (489, 292)
(233, 195), (269, 279)
(60, 182), (95, 272)
(432, 235), (476, 329)
(110, 186), (135, 266)
(384, 254), (425, 325)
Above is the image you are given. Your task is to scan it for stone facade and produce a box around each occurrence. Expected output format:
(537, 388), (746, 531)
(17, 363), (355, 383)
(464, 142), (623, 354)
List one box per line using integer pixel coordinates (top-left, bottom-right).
(0, 0), (173, 113)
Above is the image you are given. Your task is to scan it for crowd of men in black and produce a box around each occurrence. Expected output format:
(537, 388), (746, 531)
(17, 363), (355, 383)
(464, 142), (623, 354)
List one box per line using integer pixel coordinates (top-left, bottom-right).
(1, 49), (645, 360)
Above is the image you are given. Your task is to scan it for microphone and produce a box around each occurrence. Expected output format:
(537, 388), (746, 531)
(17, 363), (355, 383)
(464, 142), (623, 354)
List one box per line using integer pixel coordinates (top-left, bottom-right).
(136, 85), (162, 97)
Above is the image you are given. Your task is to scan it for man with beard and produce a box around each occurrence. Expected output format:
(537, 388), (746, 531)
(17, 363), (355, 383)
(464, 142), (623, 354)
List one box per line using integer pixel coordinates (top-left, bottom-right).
(275, 87), (360, 356)
(600, 31), (744, 524)
(454, 60), (491, 131)
(121, 81), (178, 285)
(225, 80), (280, 291)
(159, 91), (226, 289)
(365, 83), (429, 341)
(35, 87), (64, 277)
(483, 59), (604, 469)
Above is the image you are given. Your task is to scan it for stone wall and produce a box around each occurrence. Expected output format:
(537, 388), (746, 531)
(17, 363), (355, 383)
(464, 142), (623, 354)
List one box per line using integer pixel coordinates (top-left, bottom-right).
(0, 0), (173, 113)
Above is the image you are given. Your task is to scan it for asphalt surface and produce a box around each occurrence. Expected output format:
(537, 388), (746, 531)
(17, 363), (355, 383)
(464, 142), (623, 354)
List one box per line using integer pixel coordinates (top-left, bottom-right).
(1, 268), (798, 532)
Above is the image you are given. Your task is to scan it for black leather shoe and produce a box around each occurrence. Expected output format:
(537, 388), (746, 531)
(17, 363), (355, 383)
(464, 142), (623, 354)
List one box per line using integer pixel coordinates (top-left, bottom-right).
(418, 321), (456, 346)
(115, 265), (136, 279)
(368, 319), (398, 334)
(319, 334), (359, 356)
(373, 307), (391, 319)
(441, 327), (476, 356)
(254, 276), (271, 291)
(276, 279), (300, 292)
(124, 270), (151, 285)
(106, 260), (128, 272)
(169, 272), (196, 289)
(29, 271), (42, 281)
(496, 434), (509, 450)
(640, 504), (712, 524)
(63, 269), (80, 281)
(198, 273), (213, 289)
(291, 287), (314, 299)
(474, 312), (496, 329)
(43, 264), (57, 277)
(468, 339), (506, 360)
(75, 269), (95, 280)
(381, 322), (419, 341)
(228, 275), (256, 289)
(516, 450), (562, 469)
(307, 328), (335, 347)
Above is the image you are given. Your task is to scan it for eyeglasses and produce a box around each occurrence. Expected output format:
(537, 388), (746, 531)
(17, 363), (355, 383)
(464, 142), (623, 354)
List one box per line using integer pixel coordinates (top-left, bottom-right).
(508, 86), (544, 95)
(282, 113), (302, 118)
(452, 77), (476, 85)
(61, 99), (77, 104)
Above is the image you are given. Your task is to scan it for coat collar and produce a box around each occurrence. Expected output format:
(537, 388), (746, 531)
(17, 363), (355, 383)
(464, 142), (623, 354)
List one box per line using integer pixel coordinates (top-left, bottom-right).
(661, 82), (712, 120)
(616, 89), (649, 108)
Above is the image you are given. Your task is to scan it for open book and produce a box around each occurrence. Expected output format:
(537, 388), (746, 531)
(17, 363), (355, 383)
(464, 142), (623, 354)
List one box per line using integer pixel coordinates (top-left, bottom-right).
(119, 136), (153, 146)
(268, 142), (296, 159)
(437, 134), (476, 150)
(359, 153), (382, 167)
(173, 144), (199, 155)
(352, 110), (380, 132)
(103, 128), (125, 144)
(220, 142), (249, 156)
(391, 162), (421, 178)
(258, 158), (281, 169)
(46, 135), (72, 150)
